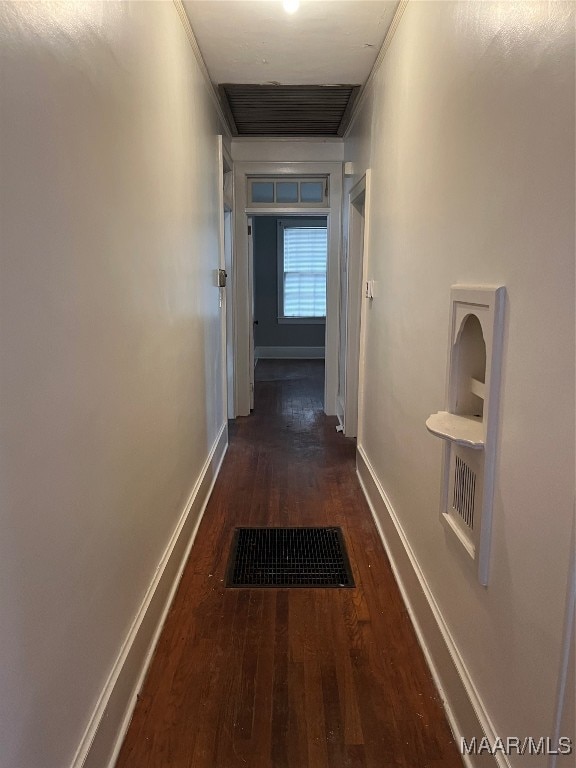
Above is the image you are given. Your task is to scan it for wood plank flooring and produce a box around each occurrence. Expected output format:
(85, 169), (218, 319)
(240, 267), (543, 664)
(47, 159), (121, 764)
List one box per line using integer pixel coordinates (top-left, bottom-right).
(115, 360), (463, 768)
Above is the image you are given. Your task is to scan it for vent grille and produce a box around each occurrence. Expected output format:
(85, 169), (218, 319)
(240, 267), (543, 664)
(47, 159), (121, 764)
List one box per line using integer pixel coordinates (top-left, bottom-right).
(219, 84), (360, 137)
(452, 456), (476, 530)
(226, 527), (354, 588)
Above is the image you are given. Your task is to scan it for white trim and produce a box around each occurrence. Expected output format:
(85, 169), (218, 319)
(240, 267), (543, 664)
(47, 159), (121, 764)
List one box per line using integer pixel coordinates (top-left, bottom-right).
(355, 170), (371, 447)
(356, 443), (507, 768)
(71, 423), (229, 768)
(218, 136), (231, 421)
(234, 161), (342, 417)
(225, 206), (235, 418)
(344, 0), (410, 139)
(246, 207), (329, 216)
(172, 0), (231, 138)
(433, 285), (506, 586)
(254, 346), (325, 359)
(342, 172), (370, 438)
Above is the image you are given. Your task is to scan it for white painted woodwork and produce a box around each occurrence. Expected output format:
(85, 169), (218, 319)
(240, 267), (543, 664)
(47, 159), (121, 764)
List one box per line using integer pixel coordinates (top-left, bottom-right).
(218, 137), (234, 420)
(470, 378), (486, 400)
(220, 145), (235, 420)
(232, 157), (343, 417)
(425, 412), (484, 450)
(341, 172), (371, 438)
(427, 285), (505, 585)
(224, 208), (235, 418)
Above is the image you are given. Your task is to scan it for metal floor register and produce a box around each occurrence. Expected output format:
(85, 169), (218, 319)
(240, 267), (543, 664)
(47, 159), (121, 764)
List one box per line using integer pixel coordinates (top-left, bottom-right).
(226, 527), (355, 588)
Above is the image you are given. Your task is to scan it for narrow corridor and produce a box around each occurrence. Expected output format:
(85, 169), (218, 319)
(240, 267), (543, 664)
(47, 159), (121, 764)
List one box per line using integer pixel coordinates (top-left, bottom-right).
(115, 360), (463, 768)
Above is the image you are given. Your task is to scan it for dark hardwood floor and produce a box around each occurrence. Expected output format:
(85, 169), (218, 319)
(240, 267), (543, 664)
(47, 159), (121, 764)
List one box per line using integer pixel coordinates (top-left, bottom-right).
(115, 360), (463, 768)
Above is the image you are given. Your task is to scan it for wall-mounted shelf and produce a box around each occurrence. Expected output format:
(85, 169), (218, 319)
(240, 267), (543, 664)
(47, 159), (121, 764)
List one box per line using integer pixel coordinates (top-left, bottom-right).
(426, 412), (484, 449)
(426, 285), (505, 585)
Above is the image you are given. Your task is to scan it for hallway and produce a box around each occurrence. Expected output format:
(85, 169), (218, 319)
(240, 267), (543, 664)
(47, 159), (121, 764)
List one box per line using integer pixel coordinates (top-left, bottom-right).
(1, 3), (573, 766)
(115, 361), (462, 768)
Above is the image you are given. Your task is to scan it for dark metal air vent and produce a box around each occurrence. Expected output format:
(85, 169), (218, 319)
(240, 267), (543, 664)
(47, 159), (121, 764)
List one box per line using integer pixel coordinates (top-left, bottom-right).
(226, 527), (355, 588)
(219, 84), (360, 137)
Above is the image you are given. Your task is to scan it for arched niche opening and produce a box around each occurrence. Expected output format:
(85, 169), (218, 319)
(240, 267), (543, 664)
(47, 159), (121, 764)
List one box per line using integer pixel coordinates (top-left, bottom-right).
(454, 314), (486, 419)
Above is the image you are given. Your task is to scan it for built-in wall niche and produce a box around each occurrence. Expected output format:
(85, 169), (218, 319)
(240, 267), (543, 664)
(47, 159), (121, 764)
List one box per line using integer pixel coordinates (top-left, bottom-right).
(426, 285), (505, 585)
(248, 177), (328, 208)
(454, 314), (486, 420)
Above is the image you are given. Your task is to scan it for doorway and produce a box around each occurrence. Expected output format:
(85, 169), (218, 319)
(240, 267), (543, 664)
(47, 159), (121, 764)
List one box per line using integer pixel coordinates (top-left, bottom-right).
(251, 216), (328, 400)
(338, 172), (370, 438)
(232, 161), (343, 418)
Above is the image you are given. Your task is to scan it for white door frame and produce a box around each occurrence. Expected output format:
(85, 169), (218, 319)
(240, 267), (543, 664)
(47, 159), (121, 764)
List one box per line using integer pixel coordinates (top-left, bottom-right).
(342, 171), (371, 437)
(217, 137), (234, 418)
(353, 171), (371, 445)
(233, 161), (343, 416)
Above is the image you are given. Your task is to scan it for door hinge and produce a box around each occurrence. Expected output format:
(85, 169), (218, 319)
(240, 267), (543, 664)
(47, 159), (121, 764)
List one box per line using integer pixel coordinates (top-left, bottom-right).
(248, 225), (252, 236)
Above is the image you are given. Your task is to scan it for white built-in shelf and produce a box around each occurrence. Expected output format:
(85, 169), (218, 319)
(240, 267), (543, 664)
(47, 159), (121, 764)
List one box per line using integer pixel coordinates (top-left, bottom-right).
(425, 411), (484, 449)
(470, 377), (485, 399)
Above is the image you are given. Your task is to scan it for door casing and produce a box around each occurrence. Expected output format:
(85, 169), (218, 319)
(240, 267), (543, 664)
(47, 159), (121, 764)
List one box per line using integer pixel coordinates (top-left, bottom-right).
(232, 161), (343, 416)
(342, 171), (371, 438)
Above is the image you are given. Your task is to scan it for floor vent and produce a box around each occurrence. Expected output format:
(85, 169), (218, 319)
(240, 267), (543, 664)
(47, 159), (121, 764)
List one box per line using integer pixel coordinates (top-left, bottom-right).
(226, 527), (355, 588)
(452, 455), (476, 530)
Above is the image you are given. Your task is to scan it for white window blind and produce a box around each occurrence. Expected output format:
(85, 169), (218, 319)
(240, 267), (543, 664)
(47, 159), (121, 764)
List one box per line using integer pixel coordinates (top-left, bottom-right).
(282, 227), (327, 318)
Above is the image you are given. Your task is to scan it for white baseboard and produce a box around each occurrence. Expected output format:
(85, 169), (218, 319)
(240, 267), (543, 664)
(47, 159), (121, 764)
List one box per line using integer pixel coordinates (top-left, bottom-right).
(254, 345), (325, 359)
(356, 444), (505, 768)
(71, 422), (229, 768)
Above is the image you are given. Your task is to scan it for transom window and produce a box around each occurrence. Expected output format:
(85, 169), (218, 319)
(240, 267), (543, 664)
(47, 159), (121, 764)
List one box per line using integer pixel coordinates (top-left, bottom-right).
(249, 177), (328, 208)
(277, 219), (327, 323)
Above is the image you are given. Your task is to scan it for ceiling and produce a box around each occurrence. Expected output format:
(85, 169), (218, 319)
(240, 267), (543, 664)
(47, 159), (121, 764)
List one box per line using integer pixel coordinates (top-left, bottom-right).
(182, 1), (399, 137)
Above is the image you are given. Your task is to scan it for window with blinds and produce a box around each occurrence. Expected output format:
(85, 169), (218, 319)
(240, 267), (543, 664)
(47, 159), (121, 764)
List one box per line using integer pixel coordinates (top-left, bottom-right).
(278, 222), (327, 322)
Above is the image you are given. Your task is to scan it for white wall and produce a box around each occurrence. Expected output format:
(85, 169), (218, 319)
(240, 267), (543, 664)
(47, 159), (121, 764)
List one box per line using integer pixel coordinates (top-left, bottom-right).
(231, 137), (344, 163)
(347, 1), (575, 762)
(0, 2), (227, 767)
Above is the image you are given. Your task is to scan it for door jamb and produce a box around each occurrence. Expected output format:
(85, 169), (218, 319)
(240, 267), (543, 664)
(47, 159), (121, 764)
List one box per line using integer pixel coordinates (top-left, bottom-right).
(218, 137), (234, 418)
(349, 170), (371, 444)
(343, 171), (371, 437)
(233, 161), (343, 416)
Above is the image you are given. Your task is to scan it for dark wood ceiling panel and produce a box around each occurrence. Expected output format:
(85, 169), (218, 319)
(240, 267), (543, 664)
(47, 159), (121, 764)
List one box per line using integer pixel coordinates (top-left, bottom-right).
(219, 84), (360, 137)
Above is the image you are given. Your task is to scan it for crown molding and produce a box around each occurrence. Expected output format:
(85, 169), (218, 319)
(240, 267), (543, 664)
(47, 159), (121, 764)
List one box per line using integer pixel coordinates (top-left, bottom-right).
(172, 0), (232, 138)
(344, 0), (410, 138)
